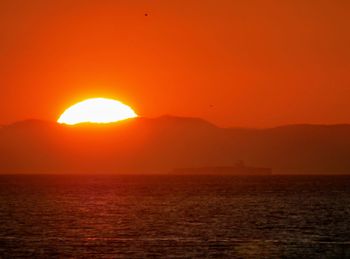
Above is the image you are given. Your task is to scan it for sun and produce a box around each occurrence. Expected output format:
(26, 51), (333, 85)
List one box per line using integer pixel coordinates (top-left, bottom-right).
(58, 98), (138, 125)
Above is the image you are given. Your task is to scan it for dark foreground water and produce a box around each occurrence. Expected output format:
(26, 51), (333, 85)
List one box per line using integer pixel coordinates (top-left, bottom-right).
(0, 175), (350, 258)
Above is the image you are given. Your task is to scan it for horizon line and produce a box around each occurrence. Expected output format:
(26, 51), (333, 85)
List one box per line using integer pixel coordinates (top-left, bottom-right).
(2, 115), (350, 130)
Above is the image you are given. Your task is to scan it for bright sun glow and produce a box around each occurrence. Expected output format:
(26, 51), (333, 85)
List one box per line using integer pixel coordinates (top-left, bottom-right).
(58, 98), (138, 125)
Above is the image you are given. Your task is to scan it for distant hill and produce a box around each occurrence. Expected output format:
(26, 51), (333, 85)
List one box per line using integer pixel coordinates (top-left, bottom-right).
(1, 116), (350, 174)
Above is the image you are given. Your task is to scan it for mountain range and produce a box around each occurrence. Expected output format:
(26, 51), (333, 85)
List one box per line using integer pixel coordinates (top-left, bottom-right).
(1, 116), (350, 174)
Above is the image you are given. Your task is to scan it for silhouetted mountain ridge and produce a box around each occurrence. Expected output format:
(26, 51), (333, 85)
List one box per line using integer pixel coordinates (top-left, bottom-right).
(1, 116), (350, 174)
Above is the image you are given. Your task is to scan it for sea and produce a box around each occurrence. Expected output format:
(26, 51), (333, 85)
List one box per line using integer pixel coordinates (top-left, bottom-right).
(0, 175), (349, 258)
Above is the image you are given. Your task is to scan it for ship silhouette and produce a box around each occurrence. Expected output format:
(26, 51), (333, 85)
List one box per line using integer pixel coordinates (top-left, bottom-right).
(171, 160), (272, 175)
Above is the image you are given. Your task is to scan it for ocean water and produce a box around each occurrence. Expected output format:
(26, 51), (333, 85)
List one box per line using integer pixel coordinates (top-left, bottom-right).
(0, 175), (350, 258)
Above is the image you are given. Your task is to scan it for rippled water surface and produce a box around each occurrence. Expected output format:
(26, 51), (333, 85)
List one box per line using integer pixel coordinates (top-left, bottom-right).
(0, 175), (350, 258)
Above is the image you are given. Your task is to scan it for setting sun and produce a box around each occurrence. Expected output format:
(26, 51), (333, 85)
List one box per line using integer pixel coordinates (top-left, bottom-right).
(57, 98), (138, 125)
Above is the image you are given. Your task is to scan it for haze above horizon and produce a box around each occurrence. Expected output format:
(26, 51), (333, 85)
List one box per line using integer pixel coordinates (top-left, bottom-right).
(1, 0), (349, 127)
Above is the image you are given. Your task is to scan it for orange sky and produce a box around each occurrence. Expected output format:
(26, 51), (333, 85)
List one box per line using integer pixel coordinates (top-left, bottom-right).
(1, 0), (349, 127)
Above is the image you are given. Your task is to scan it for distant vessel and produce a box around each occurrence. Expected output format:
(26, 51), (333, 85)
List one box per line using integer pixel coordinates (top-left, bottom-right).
(171, 160), (272, 175)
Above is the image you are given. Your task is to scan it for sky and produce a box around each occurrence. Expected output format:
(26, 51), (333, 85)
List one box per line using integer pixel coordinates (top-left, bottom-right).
(0, 0), (349, 128)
